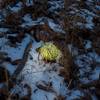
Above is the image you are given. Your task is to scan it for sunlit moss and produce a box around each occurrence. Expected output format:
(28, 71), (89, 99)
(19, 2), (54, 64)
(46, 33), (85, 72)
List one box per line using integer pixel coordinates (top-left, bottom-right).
(38, 42), (62, 61)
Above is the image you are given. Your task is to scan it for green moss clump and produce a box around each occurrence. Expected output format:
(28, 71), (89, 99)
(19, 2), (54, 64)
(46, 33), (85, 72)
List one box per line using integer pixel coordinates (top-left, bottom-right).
(39, 42), (62, 61)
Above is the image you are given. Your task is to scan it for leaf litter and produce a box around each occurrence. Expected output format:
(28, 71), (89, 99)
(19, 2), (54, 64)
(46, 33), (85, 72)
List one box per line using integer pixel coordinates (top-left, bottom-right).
(0, 0), (100, 100)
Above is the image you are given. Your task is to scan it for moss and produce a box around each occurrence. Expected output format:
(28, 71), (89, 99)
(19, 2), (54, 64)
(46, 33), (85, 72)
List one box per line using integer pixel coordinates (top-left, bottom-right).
(39, 42), (62, 61)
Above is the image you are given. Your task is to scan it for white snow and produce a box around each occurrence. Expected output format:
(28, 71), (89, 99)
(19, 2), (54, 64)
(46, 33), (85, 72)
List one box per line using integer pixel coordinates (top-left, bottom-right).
(1, 34), (31, 61)
(90, 66), (100, 80)
(0, 0), (100, 99)
(25, 0), (33, 6)
(2, 62), (16, 75)
(67, 90), (83, 100)
(22, 15), (65, 33)
(84, 40), (92, 49)
(48, 0), (64, 13)
(48, 19), (65, 33)
(9, 2), (22, 12)
(21, 15), (45, 27)
(14, 41), (67, 100)
(0, 28), (9, 32)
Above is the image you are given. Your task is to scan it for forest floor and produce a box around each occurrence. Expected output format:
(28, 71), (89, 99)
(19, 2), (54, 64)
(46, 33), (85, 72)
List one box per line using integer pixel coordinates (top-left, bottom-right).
(0, 0), (100, 100)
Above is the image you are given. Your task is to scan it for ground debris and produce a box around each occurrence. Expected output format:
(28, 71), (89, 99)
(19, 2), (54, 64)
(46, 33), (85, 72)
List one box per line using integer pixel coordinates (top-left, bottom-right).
(0, 0), (100, 99)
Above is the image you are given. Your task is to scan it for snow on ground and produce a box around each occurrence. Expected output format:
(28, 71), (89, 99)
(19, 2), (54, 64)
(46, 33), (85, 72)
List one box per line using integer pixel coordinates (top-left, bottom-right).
(75, 51), (100, 84)
(1, 34), (31, 61)
(0, 34), (32, 75)
(21, 15), (45, 27)
(13, 41), (67, 100)
(0, 0), (100, 100)
(48, 0), (64, 14)
(9, 2), (23, 12)
(22, 15), (65, 33)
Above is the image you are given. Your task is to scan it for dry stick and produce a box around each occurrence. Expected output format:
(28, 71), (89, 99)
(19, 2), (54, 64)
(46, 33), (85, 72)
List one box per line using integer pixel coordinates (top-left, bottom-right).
(7, 41), (32, 99)
(12, 41), (32, 79)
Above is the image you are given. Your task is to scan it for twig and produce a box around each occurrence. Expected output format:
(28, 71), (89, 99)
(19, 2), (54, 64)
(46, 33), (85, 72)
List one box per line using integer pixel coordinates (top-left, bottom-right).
(12, 41), (32, 80)
(7, 41), (32, 99)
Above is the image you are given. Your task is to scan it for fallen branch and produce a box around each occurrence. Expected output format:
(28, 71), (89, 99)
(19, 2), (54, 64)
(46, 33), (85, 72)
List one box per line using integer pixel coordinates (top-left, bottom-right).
(11, 41), (32, 81)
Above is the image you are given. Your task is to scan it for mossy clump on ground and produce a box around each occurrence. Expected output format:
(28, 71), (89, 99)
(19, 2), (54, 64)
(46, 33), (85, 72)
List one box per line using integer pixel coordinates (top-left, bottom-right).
(38, 42), (62, 61)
